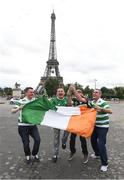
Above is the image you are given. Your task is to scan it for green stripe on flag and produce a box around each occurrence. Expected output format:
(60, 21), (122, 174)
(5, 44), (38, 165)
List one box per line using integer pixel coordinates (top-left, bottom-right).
(22, 95), (57, 125)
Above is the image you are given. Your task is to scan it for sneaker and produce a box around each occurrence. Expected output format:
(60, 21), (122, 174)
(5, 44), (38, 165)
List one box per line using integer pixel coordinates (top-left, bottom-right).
(32, 154), (40, 162)
(91, 153), (100, 159)
(83, 154), (88, 164)
(25, 156), (31, 164)
(52, 155), (58, 163)
(62, 143), (66, 149)
(100, 165), (108, 172)
(68, 153), (74, 161)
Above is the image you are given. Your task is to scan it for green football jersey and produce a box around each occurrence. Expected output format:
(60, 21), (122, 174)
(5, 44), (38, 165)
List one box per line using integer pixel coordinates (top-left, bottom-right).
(50, 96), (68, 106)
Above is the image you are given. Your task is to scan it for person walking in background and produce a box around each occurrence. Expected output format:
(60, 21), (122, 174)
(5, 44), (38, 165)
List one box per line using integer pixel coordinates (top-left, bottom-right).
(11, 87), (41, 164)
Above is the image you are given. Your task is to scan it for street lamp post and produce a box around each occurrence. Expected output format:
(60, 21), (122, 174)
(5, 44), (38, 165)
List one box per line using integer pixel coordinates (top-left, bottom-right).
(94, 79), (97, 89)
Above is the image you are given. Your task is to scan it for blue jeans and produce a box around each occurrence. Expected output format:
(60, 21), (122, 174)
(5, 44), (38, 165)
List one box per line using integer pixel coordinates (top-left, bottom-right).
(91, 126), (109, 166)
(18, 125), (41, 156)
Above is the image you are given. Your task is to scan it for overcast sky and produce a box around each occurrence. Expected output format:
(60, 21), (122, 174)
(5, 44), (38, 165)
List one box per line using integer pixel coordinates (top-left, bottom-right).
(0, 0), (124, 90)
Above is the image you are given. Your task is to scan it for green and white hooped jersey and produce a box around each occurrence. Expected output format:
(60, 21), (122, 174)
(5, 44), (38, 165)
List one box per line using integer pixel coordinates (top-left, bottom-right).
(14, 97), (35, 126)
(90, 98), (110, 128)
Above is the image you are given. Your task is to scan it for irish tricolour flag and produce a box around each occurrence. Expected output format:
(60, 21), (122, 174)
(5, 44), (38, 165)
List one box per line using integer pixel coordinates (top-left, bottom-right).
(22, 96), (97, 138)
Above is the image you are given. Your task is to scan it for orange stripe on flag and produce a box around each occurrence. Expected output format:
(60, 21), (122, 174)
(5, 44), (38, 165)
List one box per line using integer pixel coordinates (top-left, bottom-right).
(66, 106), (97, 138)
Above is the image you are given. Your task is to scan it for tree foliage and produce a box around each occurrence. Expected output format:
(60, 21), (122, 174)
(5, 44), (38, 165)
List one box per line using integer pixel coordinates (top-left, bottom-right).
(0, 88), (4, 96)
(1, 84), (124, 99)
(44, 78), (60, 97)
(3, 87), (12, 96)
(83, 85), (94, 98)
(114, 86), (124, 99)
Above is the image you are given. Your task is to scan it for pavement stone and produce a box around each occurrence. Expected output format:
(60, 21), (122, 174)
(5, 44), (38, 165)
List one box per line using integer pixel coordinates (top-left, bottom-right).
(0, 98), (124, 179)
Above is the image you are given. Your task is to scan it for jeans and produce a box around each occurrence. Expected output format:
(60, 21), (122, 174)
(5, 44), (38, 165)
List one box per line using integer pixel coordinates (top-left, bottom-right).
(53, 128), (69, 156)
(18, 125), (41, 156)
(53, 128), (60, 156)
(91, 126), (109, 166)
(62, 130), (70, 145)
(70, 133), (88, 155)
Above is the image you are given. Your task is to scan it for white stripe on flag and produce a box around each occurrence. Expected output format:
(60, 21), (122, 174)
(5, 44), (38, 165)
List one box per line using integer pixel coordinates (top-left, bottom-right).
(56, 106), (80, 115)
(41, 110), (71, 130)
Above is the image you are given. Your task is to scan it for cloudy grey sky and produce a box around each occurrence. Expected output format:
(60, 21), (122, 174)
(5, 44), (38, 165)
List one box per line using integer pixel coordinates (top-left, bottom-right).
(0, 0), (124, 89)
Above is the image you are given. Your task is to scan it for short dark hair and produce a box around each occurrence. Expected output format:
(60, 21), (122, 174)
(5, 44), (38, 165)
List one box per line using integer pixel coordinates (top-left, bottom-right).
(57, 87), (64, 91)
(77, 89), (82, 93)
(24, 87), (33, 93)
(94, 89), (102, 95)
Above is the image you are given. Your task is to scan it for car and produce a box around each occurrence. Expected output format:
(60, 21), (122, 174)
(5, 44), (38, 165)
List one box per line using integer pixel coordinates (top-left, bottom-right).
(6, 96), (13, 100)
(10, 97), (20, 105)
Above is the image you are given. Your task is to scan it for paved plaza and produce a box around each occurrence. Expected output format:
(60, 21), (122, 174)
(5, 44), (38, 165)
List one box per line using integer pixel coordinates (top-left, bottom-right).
(0, 97), (124, 179)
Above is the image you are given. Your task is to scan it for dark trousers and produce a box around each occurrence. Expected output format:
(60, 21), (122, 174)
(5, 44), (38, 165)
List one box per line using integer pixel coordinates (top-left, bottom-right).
(91, 126), (108, 166)
(18, 125), (41, 156)
(70, 133), (88, 155)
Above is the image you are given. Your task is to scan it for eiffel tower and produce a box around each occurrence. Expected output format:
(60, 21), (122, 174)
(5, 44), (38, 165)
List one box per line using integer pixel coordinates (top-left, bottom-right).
(36, 11), (63, 94)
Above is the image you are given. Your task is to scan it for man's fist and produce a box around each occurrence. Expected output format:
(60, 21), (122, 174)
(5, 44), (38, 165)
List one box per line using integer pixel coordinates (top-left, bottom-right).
(68, 84), (76, 92)
(18, 105), (24, 110)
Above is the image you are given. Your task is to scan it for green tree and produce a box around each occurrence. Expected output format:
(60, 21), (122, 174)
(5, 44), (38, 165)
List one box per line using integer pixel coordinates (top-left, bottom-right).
(108, 88), (116, 98)
(83, 85), (93, 98)
(114, 86), (124, 99)
(44, 78), (60, 97)
(101, 87), (110, 99)
(74, 82), (83, 91)
(101, 87), (116, 99)
(0, 87), (4, 96)
(3, 87), (12, 96)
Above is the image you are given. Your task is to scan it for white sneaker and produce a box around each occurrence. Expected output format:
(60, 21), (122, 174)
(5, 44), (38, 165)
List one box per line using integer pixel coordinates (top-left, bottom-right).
(32, 154), (40, 162)
(83, 155), (88, 164)
(25, 156), (31, 164)
(35, 154), (39, 159)
(91, 153), (100, 159)
(100, 165), (108, 172)
(52, 155), (58, 163)
(68, 153), (74, 161)
(26, 156), (30, 160)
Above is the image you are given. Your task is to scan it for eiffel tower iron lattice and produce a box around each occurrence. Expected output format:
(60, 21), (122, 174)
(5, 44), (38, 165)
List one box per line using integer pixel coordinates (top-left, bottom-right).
(36, 11), (63, 95)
